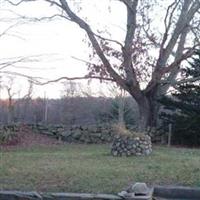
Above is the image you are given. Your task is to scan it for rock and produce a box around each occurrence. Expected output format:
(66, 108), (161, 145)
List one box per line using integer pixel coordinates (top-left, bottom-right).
(129, 182), (149, 195)
(111, 150), (119, 156)
(72, 130), (82, 139)
(61, 131), (72, 138)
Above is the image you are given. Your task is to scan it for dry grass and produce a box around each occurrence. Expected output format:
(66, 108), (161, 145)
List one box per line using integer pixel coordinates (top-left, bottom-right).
(112, 123), (145, 138)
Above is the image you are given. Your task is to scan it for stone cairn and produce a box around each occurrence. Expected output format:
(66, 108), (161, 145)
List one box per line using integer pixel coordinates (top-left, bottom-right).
(111, 126), (152, 156)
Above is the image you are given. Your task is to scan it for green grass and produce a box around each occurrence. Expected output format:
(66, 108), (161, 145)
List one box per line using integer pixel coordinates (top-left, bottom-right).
(1, 144), (200, 193)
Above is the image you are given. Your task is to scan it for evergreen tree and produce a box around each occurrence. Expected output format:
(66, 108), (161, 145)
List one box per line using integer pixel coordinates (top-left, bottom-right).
(160, 51), (200, 146)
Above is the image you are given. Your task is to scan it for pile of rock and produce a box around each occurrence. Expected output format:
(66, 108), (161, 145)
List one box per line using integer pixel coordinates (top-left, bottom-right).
(111, 134), (152, 156)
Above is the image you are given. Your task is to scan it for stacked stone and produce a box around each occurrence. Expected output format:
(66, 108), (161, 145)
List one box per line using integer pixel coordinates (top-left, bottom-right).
(60, 124), (114, 144)
(28, 123), (115, 144)
(28, 124), (65, 138)
(111, 134), (152, 156)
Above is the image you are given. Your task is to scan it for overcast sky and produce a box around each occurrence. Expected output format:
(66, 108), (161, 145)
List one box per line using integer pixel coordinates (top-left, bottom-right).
(0, 0), (172, 99)
(0, 0), (128, 98)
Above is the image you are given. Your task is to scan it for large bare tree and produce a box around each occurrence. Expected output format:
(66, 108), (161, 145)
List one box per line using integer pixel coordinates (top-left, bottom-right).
(6, 0), (200, 130)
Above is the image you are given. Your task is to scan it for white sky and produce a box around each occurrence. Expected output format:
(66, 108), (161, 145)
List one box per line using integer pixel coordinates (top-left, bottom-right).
(0, 0), (173, 99)
(0, 0), (128, 98)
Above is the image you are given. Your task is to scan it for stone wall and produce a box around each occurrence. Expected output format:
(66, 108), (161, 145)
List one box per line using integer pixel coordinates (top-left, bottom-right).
(27, 124), (152, 156)
(29, 124), (115, 144)
(28, 124), (152, 156)
(111, 135), (152, 156)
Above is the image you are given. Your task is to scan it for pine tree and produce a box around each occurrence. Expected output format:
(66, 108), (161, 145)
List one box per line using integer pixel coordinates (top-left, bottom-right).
(160, 51), (200, 146)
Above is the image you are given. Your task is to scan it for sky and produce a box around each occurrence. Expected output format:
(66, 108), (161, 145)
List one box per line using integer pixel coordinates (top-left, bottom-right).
(0, 0), (127, 99)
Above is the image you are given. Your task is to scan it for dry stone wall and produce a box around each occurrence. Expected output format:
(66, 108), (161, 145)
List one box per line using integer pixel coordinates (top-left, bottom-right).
(28, 124), (152, 156)
(0, 123), (153, 156)
(29, 124), (114, 144)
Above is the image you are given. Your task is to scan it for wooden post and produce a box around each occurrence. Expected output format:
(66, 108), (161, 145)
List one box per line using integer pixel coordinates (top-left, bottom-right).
(44, 92), (48, 124)
(167, 123), (172, 147)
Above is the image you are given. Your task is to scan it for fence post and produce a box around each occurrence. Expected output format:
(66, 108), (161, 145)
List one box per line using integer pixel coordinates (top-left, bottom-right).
(167, 123), (172, 147)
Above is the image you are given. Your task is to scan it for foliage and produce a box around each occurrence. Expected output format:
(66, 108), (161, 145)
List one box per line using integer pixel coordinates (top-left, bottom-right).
(160, 51), (200, 146)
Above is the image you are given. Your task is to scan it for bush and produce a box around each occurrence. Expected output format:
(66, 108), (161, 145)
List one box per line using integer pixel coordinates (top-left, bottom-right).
(0, 129), (19, 145)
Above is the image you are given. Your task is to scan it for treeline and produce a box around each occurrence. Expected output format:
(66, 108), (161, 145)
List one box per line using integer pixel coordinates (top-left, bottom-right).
(0, 96), (139, 126)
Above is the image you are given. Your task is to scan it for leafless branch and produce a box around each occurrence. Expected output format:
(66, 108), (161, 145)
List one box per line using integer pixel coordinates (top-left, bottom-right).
(121, 0), (140, 88)
(37, 75), (115, 85)
(71, 56), (100, 66)
(93, 32), (123, 48)
(5, 0), (31, 6)
(0, 55), (42, 70)
(58, 0), (129, 92)
(142, 26), (160, 48)
(0, 71), (41, 82)
(164, 0), (180, 35)
(162, 44), (200, 75)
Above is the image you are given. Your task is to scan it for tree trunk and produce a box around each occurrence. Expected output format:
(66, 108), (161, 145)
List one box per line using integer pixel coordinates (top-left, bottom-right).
(136, 92), (159, 132)
(7, 97), (14, 124)
(137, 97), (151, 131)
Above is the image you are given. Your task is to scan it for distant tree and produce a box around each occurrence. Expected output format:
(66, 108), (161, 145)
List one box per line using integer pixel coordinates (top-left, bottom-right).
(160, 51), (200, 146)
(109, 96), (136, 127)
(3, 76), (17, 124)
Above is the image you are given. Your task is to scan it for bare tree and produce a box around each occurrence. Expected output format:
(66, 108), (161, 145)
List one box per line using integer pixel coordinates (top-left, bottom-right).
(3, 76), (17, 123)
(2, 76), (34, 124)
(18, 79), (34, 122)
(6, 0), (200, 130)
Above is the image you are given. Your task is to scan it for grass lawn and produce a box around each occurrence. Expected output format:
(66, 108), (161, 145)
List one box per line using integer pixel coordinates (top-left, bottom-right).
(1, 144), (200, 193)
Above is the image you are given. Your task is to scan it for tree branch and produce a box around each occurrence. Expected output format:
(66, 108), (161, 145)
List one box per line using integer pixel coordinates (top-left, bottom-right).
(121, 0), (140, 88)
(58, 0), (129, 92)
(145, 0), (200, 94)
(160, 25), (189, 94)
(5, 0), (34, 6)
(156, 0), (199, 69)
(37, 75), (115, 85)
(0, 71), (41, 81)
(161, 45), (199, 75)
(161, 0), (180, 51)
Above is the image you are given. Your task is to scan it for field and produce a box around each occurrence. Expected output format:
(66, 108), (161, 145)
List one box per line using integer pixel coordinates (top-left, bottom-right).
(1, 144), (200, 193)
